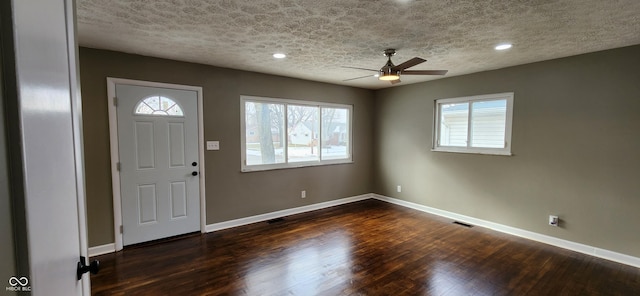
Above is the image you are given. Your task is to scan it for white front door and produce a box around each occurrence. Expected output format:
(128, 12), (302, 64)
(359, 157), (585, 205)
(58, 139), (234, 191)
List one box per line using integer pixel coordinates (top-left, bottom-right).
(115, 84), (201, 246)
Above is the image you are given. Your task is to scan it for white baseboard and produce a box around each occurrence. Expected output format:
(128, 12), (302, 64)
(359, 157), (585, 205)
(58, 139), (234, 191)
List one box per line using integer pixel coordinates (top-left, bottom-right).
(372, 194), (640, 269)
(205, 194), (373, 232)
(88, 243), (116, 257)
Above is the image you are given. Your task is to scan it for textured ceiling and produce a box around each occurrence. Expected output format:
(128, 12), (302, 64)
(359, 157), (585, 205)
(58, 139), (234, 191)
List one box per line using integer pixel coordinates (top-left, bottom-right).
(76, 0), (640, 89)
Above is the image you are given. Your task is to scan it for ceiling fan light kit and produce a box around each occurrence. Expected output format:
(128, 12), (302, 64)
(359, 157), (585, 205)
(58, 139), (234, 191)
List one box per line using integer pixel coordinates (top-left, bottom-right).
(378, 69), (400, 81)
(343, 48), (448, 85)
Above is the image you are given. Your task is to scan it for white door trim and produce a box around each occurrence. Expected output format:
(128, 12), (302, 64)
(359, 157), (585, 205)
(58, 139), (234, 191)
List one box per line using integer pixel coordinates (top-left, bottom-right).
(106, 78), (206, 251)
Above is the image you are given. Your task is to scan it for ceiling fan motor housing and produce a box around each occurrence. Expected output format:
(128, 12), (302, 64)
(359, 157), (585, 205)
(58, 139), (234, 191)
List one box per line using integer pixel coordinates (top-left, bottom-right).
(379, 64), (400, 81)
(379, 49), (400, 80)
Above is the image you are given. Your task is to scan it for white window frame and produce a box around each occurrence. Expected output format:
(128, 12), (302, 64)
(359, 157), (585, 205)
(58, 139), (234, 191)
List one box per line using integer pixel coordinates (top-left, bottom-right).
(241, 95), (353, 172)
(432, 92), (514, 156)
(134, 95), (185, 117)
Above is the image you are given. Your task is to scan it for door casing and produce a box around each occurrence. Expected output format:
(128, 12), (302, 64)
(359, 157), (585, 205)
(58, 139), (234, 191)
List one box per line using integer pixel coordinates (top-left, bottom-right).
(106, 77), (206, 251)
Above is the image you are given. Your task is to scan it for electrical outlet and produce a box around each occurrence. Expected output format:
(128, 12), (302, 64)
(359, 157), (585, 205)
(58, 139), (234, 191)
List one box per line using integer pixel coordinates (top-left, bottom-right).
(549, 215), (559, 227)
(301, 190), (306, 198)
(397, 185), (402, 193)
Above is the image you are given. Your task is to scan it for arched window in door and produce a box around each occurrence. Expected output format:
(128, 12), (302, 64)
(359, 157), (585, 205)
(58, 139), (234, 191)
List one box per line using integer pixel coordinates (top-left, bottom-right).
(134, 96), (184, 116)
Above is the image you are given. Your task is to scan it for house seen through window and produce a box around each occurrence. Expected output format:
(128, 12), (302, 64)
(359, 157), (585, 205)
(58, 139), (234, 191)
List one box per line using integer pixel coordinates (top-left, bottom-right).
(433, 92), (513, 155)
(241, 96), (352, 171)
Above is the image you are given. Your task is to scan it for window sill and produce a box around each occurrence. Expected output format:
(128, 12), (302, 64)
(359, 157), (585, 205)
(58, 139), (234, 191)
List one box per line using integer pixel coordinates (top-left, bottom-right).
(431, 147), (512, 156)
(241, 159), (354, 172)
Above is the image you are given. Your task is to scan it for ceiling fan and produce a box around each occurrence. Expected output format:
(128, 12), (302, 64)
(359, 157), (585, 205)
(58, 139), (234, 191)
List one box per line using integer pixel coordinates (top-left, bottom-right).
(343, 49), (448, 84)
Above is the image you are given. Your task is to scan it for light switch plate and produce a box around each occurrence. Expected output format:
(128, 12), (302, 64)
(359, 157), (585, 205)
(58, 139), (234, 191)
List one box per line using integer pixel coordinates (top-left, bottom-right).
(206, 141), (220, 151)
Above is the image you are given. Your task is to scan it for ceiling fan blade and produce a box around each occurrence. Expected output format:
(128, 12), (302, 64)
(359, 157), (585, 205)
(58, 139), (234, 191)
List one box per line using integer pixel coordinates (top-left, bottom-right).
(401, 70), (448, 75)
(392, 57), (426, 71)
(342, 74), (376, 82)
(390, 79), (401, 85)
(341, 66), (379, 72)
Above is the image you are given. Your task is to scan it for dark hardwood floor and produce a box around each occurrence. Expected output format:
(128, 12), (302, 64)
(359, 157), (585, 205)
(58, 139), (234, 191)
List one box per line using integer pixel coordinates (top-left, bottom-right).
(91, 199), (640, 295)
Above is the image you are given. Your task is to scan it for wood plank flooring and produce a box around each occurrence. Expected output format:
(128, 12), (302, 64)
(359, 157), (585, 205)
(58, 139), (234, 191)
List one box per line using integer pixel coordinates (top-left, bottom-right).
(91, 199), (640, 295)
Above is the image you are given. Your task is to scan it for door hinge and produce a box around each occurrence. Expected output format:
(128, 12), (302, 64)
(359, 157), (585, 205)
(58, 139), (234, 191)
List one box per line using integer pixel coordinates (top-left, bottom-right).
(113, 97), (118, 106)
(120, 225), (123, 234)
(116, 162), (121, 171)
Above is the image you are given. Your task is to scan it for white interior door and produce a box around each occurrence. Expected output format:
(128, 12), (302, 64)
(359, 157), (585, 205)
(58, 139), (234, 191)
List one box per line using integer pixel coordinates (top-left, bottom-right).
(6, 0), (90, 295)
(115, 84), (201, 246)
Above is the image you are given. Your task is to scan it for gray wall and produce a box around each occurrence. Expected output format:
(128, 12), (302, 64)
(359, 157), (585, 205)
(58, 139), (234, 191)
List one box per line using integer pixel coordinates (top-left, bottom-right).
(373, 45), (640, 257)
(79, 48), (375, 247)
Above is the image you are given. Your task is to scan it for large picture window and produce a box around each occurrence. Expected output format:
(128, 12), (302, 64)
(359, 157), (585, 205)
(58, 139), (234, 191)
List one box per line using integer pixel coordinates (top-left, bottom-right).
(241, 96), (352, 171)
(433, 92), (514, 155)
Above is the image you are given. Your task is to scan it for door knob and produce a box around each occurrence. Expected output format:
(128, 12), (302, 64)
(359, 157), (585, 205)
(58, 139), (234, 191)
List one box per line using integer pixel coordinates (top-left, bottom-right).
(77, 256), (99, 280)
(192, 171), (198, 176)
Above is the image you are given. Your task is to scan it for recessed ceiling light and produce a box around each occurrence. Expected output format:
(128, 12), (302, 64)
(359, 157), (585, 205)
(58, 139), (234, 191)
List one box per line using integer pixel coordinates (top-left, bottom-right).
(273, 53), (286, 59)
(495, 44), (512, 51)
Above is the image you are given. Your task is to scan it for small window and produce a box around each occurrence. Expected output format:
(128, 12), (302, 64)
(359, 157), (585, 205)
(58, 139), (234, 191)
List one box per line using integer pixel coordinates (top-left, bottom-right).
(433, 93), (513, 155)
(134, 96), (184, 116)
